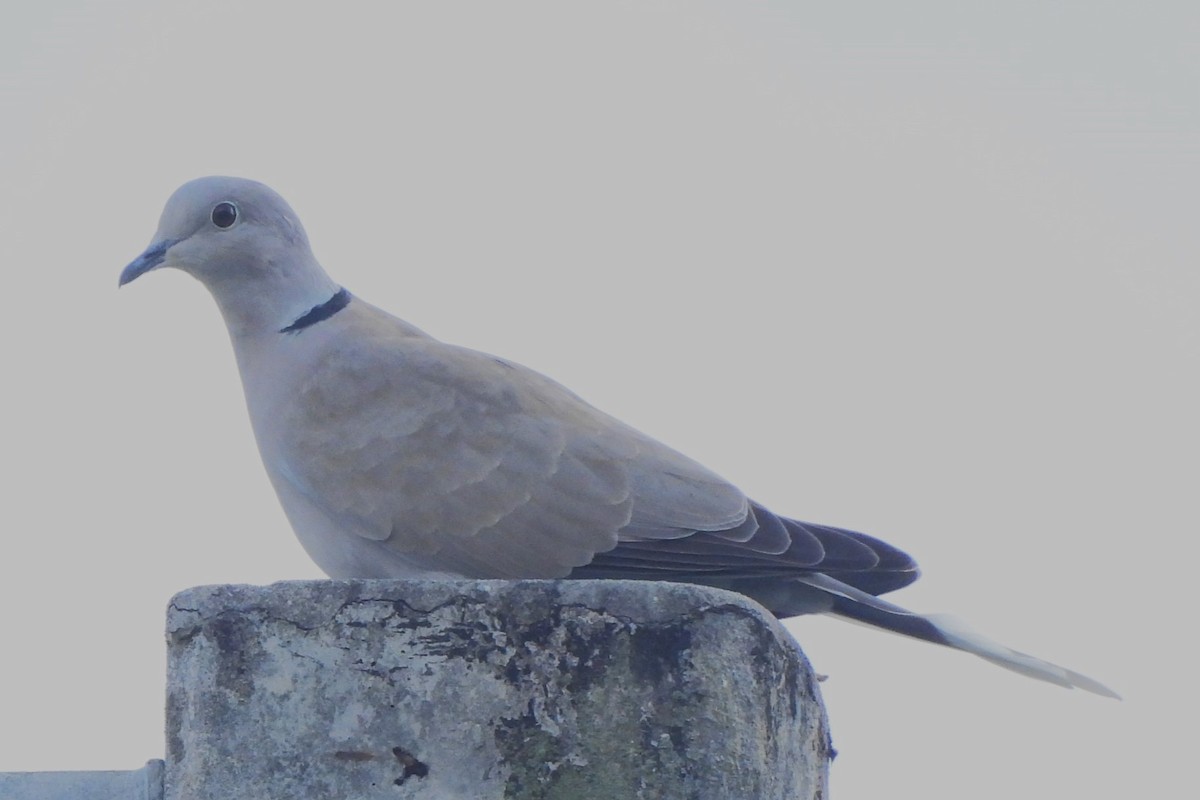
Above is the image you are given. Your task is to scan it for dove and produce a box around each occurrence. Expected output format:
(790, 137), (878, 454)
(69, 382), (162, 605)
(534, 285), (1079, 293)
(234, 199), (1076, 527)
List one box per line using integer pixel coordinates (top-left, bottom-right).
(120, 176), (1116, 697)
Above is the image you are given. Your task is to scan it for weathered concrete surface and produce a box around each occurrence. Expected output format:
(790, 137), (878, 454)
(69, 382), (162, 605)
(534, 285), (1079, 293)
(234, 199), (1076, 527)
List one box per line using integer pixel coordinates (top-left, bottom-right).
(0, 760), (163, 800)
(167, 580), (830, 800)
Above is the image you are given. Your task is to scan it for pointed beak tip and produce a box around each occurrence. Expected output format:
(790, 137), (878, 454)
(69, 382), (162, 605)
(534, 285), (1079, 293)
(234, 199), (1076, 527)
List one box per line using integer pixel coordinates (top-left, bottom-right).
(120, 238), (179, 288)
(119, 259), (151, 287)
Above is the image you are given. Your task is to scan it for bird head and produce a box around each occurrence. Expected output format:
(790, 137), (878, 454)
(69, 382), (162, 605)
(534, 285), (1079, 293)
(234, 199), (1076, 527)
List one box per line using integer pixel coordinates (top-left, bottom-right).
(120, 176), (339, 336)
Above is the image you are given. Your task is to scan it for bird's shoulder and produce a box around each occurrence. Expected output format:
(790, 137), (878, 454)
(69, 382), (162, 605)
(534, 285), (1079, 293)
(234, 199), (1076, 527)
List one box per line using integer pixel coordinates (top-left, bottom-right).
(294, 298), (610, 425)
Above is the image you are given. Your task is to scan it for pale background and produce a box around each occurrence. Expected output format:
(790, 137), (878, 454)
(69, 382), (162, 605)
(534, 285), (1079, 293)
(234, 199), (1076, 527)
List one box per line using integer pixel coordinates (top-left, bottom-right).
(1, 2), (1194, 797)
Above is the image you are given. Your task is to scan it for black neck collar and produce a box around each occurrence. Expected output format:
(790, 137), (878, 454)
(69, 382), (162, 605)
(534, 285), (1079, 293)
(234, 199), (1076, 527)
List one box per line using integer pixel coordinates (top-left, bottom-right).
(279, 287), (351, 334)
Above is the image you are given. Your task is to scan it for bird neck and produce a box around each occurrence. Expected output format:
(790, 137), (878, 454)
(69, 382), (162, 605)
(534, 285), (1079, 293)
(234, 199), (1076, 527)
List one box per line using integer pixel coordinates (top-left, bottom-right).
(209, 256), (342, 338)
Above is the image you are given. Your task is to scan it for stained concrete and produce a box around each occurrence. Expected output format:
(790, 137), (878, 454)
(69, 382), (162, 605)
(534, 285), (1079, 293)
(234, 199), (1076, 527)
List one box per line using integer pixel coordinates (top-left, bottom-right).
(166, 579), (830, 799)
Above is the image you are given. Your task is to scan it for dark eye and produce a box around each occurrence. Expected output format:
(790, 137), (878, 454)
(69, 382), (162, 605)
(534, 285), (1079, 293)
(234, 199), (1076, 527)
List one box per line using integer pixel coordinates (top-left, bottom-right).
(211, 201), (238, 228)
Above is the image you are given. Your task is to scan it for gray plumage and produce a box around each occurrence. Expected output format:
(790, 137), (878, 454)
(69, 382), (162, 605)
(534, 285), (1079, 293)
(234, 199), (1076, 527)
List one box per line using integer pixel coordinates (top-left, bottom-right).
(121, 176), (1116, 697)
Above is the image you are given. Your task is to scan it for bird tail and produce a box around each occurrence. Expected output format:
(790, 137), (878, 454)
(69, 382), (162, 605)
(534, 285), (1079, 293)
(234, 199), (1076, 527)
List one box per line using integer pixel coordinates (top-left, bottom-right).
(795, 573), (1120, 698)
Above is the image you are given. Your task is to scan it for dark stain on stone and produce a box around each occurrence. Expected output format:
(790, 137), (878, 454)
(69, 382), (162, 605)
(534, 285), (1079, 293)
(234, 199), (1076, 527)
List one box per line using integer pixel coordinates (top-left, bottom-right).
(206, 614), (259, 700)
(209, 616), (244, 654)
(503, 656), (523, 684)
(637, 715), (691, 765)
(665, 724), (687, 758)
(391, 746), (429, 784)
(384, 600), (438, 633)
(628, 620), (692, 684)
(494, 703), (562, 796)
(501, 604), (619, 689)
(556, 616), (622, 693)
(353, 662), (390, 681)
(165, 690), (186, 765)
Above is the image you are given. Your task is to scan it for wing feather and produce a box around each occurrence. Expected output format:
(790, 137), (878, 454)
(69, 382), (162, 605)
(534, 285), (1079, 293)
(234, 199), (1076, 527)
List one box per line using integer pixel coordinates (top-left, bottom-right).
(273, 306), (748, 576)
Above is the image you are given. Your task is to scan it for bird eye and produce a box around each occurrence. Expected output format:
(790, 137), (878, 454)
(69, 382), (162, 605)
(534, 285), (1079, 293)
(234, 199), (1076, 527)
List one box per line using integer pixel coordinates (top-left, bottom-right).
(211, 201), (238, 229)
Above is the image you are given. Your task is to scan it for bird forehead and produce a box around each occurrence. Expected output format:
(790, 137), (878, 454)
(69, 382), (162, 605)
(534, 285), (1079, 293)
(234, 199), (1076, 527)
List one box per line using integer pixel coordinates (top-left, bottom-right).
(165, 177), (265, 219)
(156, 177), (302, 243)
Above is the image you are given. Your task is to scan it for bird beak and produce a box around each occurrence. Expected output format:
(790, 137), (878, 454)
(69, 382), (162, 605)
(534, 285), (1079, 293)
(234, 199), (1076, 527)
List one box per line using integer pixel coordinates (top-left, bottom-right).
(119, 238), (179, 286)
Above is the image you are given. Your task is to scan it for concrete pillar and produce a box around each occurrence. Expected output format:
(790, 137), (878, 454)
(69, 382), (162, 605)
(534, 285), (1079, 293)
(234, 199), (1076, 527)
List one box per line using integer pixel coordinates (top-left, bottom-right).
(167, 579), (830, 799)
(0, 760), (163, 800)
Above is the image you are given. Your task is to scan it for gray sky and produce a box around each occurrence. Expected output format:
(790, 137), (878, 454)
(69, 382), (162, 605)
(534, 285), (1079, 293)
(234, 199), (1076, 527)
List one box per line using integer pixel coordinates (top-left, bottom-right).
(2, 2), (1195, 797)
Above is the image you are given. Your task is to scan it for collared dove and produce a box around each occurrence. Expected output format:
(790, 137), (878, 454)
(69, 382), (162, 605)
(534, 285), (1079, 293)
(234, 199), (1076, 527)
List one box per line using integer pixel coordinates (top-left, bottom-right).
(121, 176), (1116, 697)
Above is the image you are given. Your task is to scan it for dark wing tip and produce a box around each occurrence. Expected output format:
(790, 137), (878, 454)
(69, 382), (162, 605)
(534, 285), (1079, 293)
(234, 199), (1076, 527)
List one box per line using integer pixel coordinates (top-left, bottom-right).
(575, 502), (921, 597)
